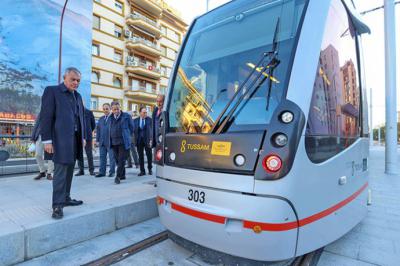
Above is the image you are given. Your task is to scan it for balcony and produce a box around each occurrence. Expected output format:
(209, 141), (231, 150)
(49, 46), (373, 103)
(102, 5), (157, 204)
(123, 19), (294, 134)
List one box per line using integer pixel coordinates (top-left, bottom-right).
(130, 0), (162, 17)
(126, 12), (161, 38)
(124, 87), (158, 102)
(126, 57), (161, 80)
(126, 36), (161, 57)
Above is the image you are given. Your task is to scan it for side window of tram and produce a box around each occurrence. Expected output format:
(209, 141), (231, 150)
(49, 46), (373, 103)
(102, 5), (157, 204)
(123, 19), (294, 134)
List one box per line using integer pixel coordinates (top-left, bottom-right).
(305, 0), (361, 163)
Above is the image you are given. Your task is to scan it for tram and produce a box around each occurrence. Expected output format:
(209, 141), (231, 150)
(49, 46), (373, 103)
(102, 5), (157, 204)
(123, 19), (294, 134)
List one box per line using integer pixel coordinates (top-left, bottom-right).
(155, 0), (370, 261)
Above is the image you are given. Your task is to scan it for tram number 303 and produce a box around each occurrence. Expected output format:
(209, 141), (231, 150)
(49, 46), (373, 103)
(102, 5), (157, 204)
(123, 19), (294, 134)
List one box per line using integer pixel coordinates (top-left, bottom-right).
(188, 189), (205, 203)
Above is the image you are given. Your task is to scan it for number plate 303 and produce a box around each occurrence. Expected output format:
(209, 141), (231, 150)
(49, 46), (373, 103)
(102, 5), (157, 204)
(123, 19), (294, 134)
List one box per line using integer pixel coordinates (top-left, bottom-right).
(188, 189), (205, 203)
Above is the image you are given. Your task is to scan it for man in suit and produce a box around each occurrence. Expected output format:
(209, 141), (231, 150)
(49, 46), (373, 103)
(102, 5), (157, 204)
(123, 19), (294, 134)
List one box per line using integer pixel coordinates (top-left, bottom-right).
(31, 112), (54, 180)
(76, 107), (96, 176)
(41, 67), (85, 219)
(152, 94), (164, 148)
(109, 101), (133, 184)
(126, 111), (139, 169)
(134, 107), (153, 176)
(95, 103), (116, 178)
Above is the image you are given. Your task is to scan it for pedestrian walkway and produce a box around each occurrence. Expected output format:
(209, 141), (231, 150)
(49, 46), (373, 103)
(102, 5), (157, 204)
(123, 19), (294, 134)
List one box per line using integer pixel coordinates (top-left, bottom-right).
(0, 168), (157, 266)
(318, 146), (400, 266)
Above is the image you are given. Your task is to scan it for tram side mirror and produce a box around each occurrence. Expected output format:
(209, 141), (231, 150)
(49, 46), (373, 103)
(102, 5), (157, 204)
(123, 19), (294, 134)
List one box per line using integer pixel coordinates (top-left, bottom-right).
(0, 150), (10, 162)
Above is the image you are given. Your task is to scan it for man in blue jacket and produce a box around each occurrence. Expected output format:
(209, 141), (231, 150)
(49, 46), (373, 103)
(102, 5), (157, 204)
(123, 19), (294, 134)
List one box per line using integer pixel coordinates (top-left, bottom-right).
(40, 67), (85, 219)
(109, 101), (133, 184)
(76, 107), (96, 176)
(95, 103), (115, 177)
(134, 106), (153, 176)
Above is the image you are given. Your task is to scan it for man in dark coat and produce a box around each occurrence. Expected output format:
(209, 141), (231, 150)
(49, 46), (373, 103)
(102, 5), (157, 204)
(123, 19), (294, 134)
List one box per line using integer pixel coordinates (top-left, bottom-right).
(133, 106), (153, 176)
(152, 94), (164, 148)
(95, 103), (116, 177)
(109, 101), (134, 184)
(41, 67), (86, 219)
(76, 107), (96, 176)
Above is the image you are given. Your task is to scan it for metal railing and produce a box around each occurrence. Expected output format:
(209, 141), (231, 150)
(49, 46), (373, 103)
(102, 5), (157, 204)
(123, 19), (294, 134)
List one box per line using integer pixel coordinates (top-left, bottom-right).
(127, 35), (160, 51)
(126, 57), (161, 73)
(129, 12), (160, 29)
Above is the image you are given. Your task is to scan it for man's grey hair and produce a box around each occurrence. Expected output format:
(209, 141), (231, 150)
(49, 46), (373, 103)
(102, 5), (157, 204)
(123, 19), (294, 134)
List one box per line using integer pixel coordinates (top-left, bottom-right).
(64, 67), (81, 77)
(111, 101), (120, 107)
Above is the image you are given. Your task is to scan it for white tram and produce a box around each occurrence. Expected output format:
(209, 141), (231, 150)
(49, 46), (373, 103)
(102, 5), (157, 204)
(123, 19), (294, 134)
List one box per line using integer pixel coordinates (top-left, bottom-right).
(154, 0), (370, 261)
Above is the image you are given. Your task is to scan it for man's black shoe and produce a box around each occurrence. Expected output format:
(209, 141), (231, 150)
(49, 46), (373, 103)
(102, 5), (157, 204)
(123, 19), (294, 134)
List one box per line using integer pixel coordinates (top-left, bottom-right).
(135, 165), (139, 169)
(95, 173), (105, 178)
(52, 207), (63, 219)
(65, 199), (83, 206)
(115, 177), (120, 184)
(34, 172), (46, 180)
(89, 171), (95, 176)
(108, 173), (115, 177)
(138, 172), (146, 176)
(120, 176), (126, 180)
(75, 171), (84, 176)
(148, 170), (153, 175)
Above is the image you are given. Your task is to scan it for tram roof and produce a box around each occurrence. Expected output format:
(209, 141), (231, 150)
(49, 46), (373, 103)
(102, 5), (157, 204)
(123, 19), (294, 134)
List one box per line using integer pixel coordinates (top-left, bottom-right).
(196, 0), (371, 35)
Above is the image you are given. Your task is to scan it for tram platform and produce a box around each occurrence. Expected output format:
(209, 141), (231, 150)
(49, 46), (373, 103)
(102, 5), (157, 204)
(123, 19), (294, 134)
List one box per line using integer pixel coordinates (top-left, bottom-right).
(0, 168), (157, 266)
(318, 145), (400, 266)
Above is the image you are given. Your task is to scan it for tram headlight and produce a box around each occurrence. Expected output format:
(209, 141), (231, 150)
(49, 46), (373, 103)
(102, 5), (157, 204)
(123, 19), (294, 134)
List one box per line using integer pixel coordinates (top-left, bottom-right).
(169, 152), (176, 162)
(280, 111), (294, 123)
(262, 155), (282, 173)
(234, 154), (246, 166)
(273, 133), (288, 147)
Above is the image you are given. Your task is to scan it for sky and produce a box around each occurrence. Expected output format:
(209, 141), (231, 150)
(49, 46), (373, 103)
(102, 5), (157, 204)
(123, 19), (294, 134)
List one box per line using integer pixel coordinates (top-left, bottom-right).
(165, 0), (400, 128)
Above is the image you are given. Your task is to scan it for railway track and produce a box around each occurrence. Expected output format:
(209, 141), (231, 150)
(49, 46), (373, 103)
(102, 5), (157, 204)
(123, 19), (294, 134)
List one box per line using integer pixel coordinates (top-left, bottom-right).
(82, 231), (323, 266)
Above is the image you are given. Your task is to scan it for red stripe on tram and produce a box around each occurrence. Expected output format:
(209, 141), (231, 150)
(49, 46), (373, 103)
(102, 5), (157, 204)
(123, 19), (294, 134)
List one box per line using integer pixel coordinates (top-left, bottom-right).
(159, 182), (368, 232)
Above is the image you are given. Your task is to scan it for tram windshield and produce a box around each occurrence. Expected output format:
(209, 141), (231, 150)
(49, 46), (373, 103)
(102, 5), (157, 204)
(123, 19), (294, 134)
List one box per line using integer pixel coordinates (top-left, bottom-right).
(168, 0), (307, 133)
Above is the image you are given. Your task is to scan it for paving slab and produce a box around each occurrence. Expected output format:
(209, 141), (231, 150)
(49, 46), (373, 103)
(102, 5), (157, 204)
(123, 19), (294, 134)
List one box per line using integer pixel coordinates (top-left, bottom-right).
(0, 168), (157, 265)
(319, 146), (400, 266)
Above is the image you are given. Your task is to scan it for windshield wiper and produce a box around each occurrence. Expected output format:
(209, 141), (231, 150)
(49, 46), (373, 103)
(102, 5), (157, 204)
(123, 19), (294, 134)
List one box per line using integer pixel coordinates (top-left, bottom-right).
(209, 51), (275, 134)
(214, 18), (281, 134)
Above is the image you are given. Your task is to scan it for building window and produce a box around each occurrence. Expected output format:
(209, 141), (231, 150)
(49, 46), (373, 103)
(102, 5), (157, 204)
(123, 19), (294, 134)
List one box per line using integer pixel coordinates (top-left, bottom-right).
(146, 82), (153, 93)
(113, 76), (122, 88)
(115, 1), (123, 13)
(161, 25), (167, 35)
(114, 25), (122, 38)
(160, 66), (167, 76)
(93, 15), (100, 30)
(92, 43), (99, 56)
(91, 71), (100, 83)
(146, 105), (152, 115)
(91, 97), (99, 110)
(160, 45), (167, 56)
(170, 30), (180, 43)
(305, 0), (361, 163)
(113, 49), (122, 63)
(160, 85), (167, 94)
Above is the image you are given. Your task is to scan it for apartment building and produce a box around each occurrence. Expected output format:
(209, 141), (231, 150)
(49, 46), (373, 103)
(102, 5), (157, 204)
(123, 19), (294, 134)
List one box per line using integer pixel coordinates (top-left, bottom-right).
(90, 0), (187, 118)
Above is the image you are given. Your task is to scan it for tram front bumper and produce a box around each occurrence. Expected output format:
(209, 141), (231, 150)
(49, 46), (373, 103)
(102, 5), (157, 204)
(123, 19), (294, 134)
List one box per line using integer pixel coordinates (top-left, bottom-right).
(157, 178), (299, 261)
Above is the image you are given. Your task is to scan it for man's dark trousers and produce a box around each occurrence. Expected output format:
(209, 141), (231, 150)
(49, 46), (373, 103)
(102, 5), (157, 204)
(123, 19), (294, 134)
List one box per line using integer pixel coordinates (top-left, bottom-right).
(112, 145), (128, 178)
(137, 139), (152, 173)
(99, 145), (115, 175)
(127, 144), (139, 167)
(78, 141), (94, 173)
(52, 132), (80, 208)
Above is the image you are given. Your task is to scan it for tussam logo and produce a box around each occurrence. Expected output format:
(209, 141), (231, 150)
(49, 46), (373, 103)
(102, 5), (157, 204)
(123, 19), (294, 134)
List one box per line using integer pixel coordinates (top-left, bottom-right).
(180, 140), (210, 153)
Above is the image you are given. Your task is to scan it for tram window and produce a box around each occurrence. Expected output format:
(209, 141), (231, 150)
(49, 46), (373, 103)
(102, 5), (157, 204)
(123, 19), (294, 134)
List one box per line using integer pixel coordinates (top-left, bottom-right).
(305, 0), (362, 163)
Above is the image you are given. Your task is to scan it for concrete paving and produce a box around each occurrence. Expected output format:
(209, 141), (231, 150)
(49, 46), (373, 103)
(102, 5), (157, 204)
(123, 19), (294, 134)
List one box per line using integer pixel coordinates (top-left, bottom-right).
(0, 168), (158, 266)
(318, 146), (400, 266)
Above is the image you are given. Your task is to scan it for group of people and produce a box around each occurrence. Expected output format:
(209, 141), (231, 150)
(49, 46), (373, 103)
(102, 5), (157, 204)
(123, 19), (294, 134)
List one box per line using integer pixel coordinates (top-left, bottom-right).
(32, 67), (164, 219)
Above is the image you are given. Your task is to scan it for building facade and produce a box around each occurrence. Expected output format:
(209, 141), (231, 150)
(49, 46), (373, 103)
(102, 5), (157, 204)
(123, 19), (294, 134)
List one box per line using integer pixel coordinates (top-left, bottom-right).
(90, 0), (187, 118)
